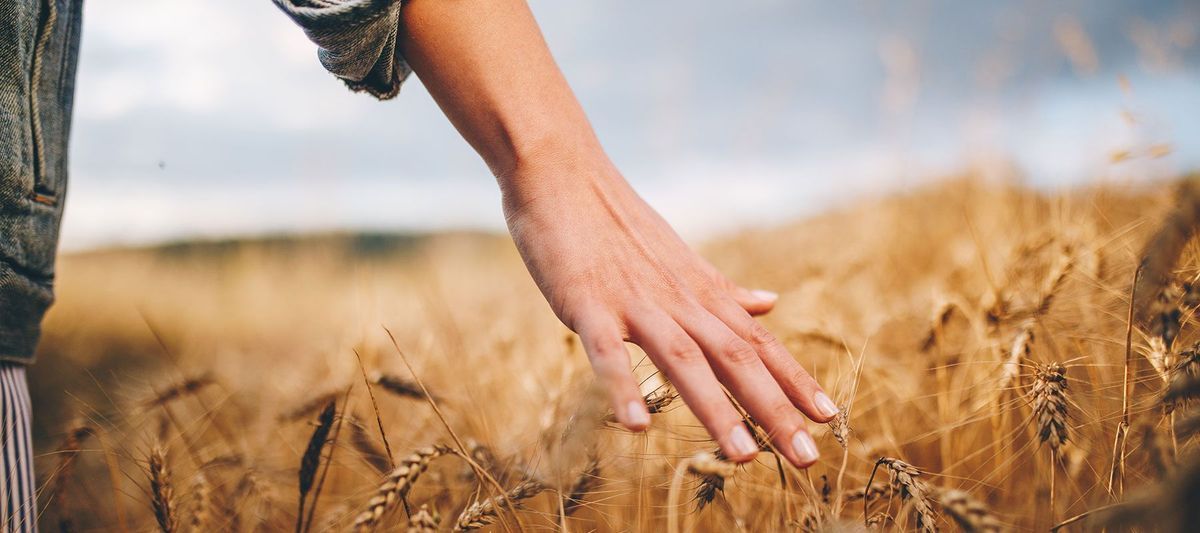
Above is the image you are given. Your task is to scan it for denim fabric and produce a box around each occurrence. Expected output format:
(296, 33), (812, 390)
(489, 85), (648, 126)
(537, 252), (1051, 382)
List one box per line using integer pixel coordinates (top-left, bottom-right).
(272, 0), (411, 100)
(0, 0), (82, 364)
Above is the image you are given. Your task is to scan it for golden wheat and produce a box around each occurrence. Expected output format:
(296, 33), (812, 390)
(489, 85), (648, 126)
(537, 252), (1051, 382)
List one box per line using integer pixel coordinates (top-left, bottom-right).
(147, 447), (176, 533)
(454, 479), (547, 531)
(352, 445), (455, 531)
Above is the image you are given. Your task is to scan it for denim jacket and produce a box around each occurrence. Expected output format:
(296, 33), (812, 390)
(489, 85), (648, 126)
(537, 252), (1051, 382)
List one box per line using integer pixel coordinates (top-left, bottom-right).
(0, 0), (82, 363)
(0, 0), (405, 363)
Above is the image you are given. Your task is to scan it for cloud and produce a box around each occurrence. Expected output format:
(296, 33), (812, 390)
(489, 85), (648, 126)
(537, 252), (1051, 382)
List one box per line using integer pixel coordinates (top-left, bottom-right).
(62, 0), (1200, 249)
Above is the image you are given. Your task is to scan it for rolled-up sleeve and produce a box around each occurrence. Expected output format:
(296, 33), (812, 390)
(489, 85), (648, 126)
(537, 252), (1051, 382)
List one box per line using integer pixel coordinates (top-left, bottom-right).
(272, 0), (410, 100)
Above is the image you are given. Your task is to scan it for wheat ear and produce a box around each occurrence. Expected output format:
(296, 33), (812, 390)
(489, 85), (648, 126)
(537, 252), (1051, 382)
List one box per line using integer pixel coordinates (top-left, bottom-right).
(563, 457), (601, 517)
(352, 445), (455, 531)
(1032, 363), (1070, 450)
(934, 488), (1004, 532)
(867, 458), (937, 532)
(369, 371), (432, 400)
(406, 504), (440, 533)
(348, 417), (391, 475)
(148, 447), (176, 533)
(297, 399), (336, 533)
(453, 479), (547, 531)
(188, 472), (211, 533)
(144, 375), (216, 408)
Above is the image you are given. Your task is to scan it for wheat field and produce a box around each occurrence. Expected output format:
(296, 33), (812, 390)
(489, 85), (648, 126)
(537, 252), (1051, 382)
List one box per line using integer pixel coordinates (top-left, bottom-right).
(28, 176), (1200, 532)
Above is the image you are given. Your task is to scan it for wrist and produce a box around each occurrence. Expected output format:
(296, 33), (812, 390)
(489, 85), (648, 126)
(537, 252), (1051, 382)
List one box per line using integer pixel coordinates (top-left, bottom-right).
(495, 137), (623, 216)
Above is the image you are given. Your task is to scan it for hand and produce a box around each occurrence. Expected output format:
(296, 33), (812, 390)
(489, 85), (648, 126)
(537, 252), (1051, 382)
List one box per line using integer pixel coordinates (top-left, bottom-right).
(393, 0), (836, 468)
(500, 155), (839, 468)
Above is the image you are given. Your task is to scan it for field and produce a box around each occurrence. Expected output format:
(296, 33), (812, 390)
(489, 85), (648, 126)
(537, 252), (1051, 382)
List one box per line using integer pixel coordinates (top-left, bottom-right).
(29, 177), (1200, 531)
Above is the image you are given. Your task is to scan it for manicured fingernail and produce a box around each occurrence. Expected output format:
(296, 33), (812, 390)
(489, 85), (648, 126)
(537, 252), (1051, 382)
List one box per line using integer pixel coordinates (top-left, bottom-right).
(751, 289), (779, 302)
(728, 424), (759, 457)
(791, 431), (820, 465)
(626, 400), (650, 429)
(814, 391), (840, 419)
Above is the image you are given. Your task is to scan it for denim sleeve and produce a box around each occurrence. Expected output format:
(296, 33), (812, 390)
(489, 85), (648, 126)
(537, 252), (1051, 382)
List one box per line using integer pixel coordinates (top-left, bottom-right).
(271, 0), (410, 100)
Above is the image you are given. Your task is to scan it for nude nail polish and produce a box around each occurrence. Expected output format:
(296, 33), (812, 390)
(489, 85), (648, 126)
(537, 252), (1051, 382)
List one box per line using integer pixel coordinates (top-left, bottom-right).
(751, 289), (779, 302)
(792, 431), (819, 465)
(626, 400), (650, 428)
(813, 391), (840, 419)
(729, 424), (759, 457)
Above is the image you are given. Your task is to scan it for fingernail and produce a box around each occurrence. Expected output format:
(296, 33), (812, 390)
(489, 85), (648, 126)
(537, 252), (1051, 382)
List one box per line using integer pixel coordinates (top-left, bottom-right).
(791, 431), (820, 465)
(751, 289), (779, 302)
(626, 400), (650, 429)
(813, 391), (840, 419)
(728, 424), (759, 457)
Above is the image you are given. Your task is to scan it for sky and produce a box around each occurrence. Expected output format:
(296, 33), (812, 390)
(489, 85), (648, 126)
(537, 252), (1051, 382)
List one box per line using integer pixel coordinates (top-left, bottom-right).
(62, 0), (1200, 249)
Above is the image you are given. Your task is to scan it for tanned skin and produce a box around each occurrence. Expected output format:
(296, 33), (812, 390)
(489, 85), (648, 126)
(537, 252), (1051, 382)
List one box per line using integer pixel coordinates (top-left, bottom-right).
(398, 0), (838, 467)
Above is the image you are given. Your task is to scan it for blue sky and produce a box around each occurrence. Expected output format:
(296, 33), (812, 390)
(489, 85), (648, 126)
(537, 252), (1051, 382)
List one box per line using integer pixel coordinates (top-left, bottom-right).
(62, 0), (1200, 249)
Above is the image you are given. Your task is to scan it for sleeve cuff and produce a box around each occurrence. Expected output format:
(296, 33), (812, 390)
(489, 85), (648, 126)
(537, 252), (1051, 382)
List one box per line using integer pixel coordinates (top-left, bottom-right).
(272, 0), (410, 100)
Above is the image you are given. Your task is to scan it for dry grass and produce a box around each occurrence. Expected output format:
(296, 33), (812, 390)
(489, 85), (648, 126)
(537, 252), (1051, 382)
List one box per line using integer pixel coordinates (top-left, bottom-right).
(26, 176), (1200, 531)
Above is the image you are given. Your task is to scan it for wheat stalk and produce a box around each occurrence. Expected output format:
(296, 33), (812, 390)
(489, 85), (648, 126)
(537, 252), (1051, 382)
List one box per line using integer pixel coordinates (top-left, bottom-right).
(867, 458), (937, 532)
(454, 479), (547, 531)
(352, 445), (455, 531)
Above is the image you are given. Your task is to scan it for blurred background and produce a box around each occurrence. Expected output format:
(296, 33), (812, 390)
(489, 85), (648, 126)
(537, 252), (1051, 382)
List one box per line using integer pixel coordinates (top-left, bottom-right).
(65, 0), (1200, 248)
(25, 2), (1200, 529)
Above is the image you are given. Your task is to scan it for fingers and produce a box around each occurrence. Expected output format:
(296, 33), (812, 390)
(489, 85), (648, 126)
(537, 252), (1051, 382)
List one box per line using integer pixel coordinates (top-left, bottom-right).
(698, 261), (777, 316)
(576, 312), (649, 431)
(706, 296), (840, 424)
(626, 310), (761, 462)
(674, 309), (820, 468)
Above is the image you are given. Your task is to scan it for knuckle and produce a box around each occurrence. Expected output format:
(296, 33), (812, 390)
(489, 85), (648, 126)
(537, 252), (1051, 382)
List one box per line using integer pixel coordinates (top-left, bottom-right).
(588, 335), (626, 359)
(787, 364), (817, 389)
(665, 340), (703, 363)
(747, 324), (779, 348)
(721, 337), (759, 366)
(767, 401), (801, 426)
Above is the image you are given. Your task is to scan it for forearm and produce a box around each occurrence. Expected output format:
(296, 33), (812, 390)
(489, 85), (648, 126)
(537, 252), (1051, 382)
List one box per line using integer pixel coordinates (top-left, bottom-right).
(396, 0), (832, 468)
(398, 0), (606, 189)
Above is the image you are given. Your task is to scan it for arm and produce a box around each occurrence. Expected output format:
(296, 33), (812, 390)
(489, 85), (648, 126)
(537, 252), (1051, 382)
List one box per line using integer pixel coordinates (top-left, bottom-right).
(400, 0), (837, 467)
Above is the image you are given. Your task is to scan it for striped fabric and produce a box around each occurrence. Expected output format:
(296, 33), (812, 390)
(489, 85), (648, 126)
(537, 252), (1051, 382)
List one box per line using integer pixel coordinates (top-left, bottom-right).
(0, 363), (34, 533)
